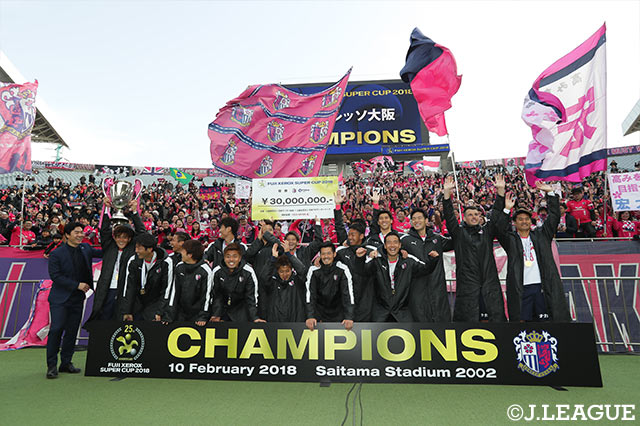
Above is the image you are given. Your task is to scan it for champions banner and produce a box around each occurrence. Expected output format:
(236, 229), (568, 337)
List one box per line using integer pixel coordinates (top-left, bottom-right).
(85, 321), (602, 386)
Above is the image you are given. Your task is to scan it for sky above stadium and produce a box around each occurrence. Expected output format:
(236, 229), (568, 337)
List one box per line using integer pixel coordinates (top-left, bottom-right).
(1, 0), (639, 168)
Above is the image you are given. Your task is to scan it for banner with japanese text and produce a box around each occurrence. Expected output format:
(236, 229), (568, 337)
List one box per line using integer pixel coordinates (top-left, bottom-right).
(608, 172), (640, 211)
(251, 177), (338, 220)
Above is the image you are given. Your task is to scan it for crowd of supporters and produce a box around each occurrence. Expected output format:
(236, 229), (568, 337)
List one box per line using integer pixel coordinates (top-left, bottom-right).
(0, 164), (638, 253)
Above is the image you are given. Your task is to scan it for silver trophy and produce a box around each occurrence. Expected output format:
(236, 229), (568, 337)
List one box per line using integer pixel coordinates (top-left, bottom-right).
(102, 177), (143, 225)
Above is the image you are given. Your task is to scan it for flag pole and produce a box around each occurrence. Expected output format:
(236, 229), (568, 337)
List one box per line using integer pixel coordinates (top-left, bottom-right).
(603, 171), (609, 237)
(447, 138), (463, 218)
(19, 172), (26, 248)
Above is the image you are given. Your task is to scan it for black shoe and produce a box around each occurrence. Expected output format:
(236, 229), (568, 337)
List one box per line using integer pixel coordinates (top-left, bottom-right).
(46, 365), (58, 379)
(59, 363), (81, 374)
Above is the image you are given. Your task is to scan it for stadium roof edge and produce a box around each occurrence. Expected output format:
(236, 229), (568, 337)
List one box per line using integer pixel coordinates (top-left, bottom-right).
(622, 98), (640, 136)
(0, 51), (68, 147)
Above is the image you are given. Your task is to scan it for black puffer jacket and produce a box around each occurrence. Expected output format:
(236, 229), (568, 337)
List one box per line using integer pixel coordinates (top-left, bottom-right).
(211, 260), (259, 322)
(166, 259), (213, 322)
(121, 247), (171, 320)
(336, 244), (373, 321)
(259, 254), (307, 322)
(87, 212), (145, 322)
(358, 252), (437, 322)
(443, 196), (507, 322)
(401, 227), (453, 322)
(496, 194), (571, 322)
(305, 261), (355, 322)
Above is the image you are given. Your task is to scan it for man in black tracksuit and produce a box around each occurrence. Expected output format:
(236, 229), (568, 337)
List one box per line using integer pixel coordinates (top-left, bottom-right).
(259, 244), (307, 322)
(165, 240), (214, 325)
(442, 174), (508, 322)
(305, 242), (355, 330)
(401, 209), (453, 322)
(204, 217), (246, 267)
(88, 199), (145, 323)
(365, 189), (393, 251)
(121, 233), (171, 321)
(496, 182), (571, 322)
(244, 221), (281, 319)
(357, 232), (437, 322)
(210, 243), (262, 322)
(283, 218), (323, 267)
(334, 220), (373, 322)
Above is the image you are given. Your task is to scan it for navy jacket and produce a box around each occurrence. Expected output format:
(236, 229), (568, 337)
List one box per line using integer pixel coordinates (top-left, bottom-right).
(48, 243), (102, 305)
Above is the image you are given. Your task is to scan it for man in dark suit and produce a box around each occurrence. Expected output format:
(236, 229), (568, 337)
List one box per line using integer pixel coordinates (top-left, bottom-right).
(47, 222), (102, 379)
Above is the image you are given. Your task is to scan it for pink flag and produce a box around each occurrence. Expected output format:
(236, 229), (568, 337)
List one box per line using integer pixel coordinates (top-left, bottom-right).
(209, 70), (351, 179)
(400, 29), (461, 137)
(0, 80), (38, 174)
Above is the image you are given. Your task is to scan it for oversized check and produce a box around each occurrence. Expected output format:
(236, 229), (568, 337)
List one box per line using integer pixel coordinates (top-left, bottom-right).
(251, 177), (338, 220)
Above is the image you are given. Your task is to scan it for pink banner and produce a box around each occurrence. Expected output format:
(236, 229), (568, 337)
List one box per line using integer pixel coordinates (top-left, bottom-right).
(209, 70), (351, 179)
(0, 80), (38, 174)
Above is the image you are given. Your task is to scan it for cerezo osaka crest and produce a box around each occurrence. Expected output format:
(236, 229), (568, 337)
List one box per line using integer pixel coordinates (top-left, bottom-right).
(309, 121), (329, 144)
(230, 106), (254, 126)
(299, 154), (317, 176)
(220, 138), (238, 165)
(321, 87), (342, 108)
(256, 155), (274, 177)
(273, 90), (291, 111)
(513, 330), (559, 378)
(266, 120), (284, 143)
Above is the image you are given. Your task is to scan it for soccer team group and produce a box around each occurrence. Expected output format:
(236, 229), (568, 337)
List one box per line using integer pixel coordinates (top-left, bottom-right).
(45, 174), (570, 377)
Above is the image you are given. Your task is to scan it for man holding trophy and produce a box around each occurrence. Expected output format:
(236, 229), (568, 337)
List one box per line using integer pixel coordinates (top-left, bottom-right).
(86, 178), (145, 323)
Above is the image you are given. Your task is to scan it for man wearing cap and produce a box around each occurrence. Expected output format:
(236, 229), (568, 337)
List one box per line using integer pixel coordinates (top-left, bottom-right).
(566, 187), (596, 237)
(496, 182), (570, 322)
(87, 198), (145, 322)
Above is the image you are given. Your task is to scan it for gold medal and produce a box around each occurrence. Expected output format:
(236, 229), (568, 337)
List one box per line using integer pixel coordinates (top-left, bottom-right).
(524, 260), (533, 267)
(140, 288), (146, 295)
(227, 297), (232, 306)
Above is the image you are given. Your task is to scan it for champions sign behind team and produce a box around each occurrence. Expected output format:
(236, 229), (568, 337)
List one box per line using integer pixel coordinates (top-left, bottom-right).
(85, 322), (602, 386)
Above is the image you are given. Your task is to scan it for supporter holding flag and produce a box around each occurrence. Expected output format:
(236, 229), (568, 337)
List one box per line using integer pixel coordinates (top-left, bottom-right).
(495, 182), (571, 322)
(210, 243), (262, 323)
(442, 174), (508, 322)
(566, 187), (596, 237)
(8, 218), (36, 245)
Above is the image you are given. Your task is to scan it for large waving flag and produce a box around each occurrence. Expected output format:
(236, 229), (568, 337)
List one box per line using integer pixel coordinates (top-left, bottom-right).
(0, 80), (38, 174)
(400, 28), (461, 137)
(209, 70), (351, 180)
(523, 24), (607, 186)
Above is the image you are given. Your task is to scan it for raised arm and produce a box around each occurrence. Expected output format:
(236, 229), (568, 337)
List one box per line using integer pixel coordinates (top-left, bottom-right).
(442, 175), (461, 240)
(334, 191), (348, 244)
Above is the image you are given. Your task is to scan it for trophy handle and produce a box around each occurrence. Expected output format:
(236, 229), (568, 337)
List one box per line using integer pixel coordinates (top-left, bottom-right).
(102, 177), (115, 200)
(132, 178), (144, 200)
